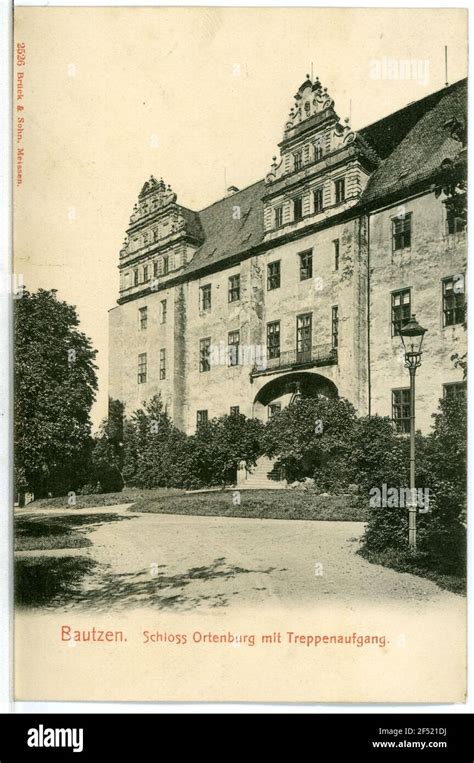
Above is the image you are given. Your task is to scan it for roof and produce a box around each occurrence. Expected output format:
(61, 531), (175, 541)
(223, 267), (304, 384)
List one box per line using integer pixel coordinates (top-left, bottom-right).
(360, 79), (467, 205)
(182, 180), (265, 276)
(179, 205), (205, 243)
(181, 79), (467, 277)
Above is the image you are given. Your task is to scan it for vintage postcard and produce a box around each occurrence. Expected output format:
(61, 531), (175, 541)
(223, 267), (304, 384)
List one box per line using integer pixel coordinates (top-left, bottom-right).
(13, 6), (467, 703)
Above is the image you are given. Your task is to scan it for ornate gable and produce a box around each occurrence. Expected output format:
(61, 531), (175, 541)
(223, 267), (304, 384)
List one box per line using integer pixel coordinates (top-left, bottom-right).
(263, 74), (379, 236)
(118, 175), (204, 296)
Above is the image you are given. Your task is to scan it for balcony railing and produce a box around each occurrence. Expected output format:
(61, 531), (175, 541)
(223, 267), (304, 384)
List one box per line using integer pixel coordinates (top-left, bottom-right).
(251, 343), (337, 378)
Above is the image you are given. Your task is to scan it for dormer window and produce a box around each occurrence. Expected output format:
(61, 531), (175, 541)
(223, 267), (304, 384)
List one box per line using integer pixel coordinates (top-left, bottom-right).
(293, 151), (302, 171)
(314, 140), (324, 161)
(314, 188), (324, 213)
(275, 206), (283, 228)
(335, 178), (345, 204)
(163, 255), (169, 275)
(294, 196), (303, 222)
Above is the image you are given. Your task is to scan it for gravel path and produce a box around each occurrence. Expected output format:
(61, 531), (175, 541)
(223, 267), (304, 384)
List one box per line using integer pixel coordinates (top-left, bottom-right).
(20, 509), (461, 612)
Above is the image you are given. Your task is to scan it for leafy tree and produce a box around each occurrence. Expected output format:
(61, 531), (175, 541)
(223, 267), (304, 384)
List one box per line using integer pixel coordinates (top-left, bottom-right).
(122, 394), (190, 488)
(88, 398), (125, 493)
(122, 403), (263, 489)
(15, 289), (98, 497)
(188, 413), (263, 487)
(262, 396), (357, 486)
(360, 397), (466, 577)
(434, 118), (467, 223)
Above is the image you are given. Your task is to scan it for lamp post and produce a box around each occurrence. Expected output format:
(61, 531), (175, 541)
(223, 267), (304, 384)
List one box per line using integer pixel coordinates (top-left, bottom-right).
(399, 315), (427, 549)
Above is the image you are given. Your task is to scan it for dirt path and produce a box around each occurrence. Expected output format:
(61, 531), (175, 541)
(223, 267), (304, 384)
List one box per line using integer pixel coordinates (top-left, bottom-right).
(20, 510), (460, 612)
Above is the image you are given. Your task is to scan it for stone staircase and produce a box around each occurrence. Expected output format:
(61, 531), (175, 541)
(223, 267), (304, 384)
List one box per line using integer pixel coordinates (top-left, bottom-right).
(237, 455), (287, 490)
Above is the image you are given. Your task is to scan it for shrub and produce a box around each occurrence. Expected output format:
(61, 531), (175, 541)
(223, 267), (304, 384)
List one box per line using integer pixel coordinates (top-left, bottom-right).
(183, 413), (264, 488)
(120, 397), (263, 489)
(262, 396), (357, 487)
(359, 397), (467, 581)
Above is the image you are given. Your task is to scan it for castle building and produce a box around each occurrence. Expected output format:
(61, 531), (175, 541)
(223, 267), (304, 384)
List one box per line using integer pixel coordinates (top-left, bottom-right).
(109, 76), (467, 436)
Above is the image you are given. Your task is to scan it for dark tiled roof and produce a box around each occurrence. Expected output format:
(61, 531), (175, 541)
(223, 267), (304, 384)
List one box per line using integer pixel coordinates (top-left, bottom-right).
(179, 206), (205, 243)
(180, 79), (466, 276)
(360, 79), (467, 204)
(182, 180), (265, 276)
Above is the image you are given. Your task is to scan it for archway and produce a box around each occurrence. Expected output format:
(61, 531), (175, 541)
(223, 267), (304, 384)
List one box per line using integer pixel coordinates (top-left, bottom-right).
(253, 371), (338, 420)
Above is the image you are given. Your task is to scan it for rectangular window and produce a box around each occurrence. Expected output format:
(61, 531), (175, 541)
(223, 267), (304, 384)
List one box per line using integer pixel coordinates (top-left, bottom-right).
(228, 274), (240, 303)
(143, 265), (149, 282)
(314, 188), (324, 213)
(153, 261), (158, 278)
(163, 255), (169, 275)
(196, 410), (208, 426)
(314, 140), (324, 161)
(392, 213), (412, 251)
(268, 402), (281, 419)
(139, 306), (148, 330)
(134, 269), (139, 286)
(228, 330), (240, 367)
(299, 249), (313, 281)
(294, 151), (302, 171)
(275, 206), (283, 228)
(267, 321), (281, 360)
(392, 388), (411, 434)
(160, 299), (167, 324)
(447, 209), (466, 235)
(443, 381), (467, 400)
(267, 261), (281, 291)
(391, 289), (411, 336)
(137, 353), (147, 384)
(159, 348), (166, 380)
(335, 177), (345, 204)
(442, 276), (465, 326)
(332, 306), (339, 349)
(294, 196), (303, 222)
(200, 284), (212, 311)
(333, 239), (340, 271)
(199, 337), (211, 373)
(296, 313), (312, 363)
(230, 406), (240, 416)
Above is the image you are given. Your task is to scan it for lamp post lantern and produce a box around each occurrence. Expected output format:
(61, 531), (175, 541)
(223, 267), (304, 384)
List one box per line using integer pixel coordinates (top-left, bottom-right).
(399, 314), (427, 549)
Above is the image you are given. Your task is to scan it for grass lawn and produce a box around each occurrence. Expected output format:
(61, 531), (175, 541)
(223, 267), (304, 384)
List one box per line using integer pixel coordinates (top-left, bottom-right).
(358, 547), (466, 595)
(15, 556), (99, 607)
(23, 486), (184, 510)
(15, 513), (137, 551)
(15, 516), (92, 551)
(130, 489), (367, 522)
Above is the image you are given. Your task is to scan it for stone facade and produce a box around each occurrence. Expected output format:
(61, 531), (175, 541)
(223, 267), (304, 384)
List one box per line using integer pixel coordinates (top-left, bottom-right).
(109, 76), (467, 435)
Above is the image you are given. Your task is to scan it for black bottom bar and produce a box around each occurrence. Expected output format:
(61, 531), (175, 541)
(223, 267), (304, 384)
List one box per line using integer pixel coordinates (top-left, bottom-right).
(0, 712), (472, 760)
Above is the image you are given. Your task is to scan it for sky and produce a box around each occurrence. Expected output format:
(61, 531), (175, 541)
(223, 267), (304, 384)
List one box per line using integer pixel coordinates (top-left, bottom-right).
(14, 7), (468, 427)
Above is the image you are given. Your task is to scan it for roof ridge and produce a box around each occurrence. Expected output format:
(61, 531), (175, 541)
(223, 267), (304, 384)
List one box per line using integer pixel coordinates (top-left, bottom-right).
(198, 178), (265, 214)
(359, 78), (466, 134)
(195, 80), (467, 217)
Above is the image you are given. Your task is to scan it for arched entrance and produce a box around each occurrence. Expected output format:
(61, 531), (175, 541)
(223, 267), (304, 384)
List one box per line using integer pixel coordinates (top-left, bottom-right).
(253, 371), (338, 420)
